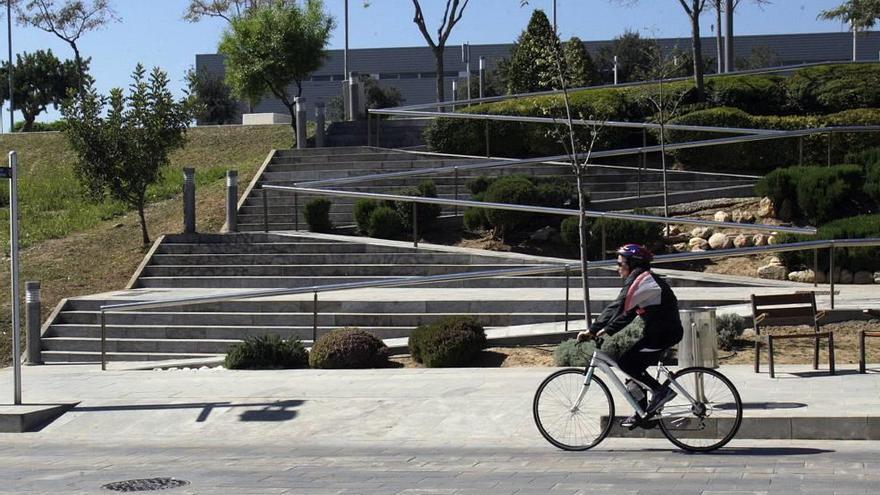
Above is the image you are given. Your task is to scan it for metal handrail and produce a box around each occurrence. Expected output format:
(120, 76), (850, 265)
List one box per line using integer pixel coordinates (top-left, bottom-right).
(98, 237), (880, 369)
(262, 184), (816, 235)
(296, 125), (880, 188)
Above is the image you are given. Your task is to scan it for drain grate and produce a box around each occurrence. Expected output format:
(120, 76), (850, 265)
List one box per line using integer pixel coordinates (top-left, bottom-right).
(102, 478), (190, 492)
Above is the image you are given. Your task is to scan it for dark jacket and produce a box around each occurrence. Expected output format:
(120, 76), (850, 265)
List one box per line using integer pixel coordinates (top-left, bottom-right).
(588, 267), (683, 349)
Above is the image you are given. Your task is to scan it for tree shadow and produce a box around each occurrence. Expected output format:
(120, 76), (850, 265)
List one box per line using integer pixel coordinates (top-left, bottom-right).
(73, 399), (306, 423)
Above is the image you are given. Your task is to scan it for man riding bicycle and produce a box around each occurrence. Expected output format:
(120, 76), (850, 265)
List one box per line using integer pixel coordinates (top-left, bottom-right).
(577, 243), (684, 428)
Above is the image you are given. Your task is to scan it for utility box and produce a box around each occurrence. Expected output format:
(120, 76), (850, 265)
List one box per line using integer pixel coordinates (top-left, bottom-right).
(677, 308), (719, 369)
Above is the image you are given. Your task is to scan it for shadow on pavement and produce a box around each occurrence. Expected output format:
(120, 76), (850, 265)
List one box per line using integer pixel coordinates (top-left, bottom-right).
(676, 447), (835, 456)
(72, 399), (305, 422)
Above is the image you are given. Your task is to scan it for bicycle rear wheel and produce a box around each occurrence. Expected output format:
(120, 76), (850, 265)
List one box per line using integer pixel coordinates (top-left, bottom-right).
(533, 368), (614, 451)
(658, 367), (743, 452)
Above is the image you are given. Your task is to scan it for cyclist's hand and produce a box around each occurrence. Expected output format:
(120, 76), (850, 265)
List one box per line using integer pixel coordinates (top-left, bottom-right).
(576, 331), (594, 343)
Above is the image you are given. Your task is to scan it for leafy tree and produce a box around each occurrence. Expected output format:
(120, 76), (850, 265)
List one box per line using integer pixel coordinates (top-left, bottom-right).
(410, 0), (471, 103)
(0, 49), (82, 131)
(819, 0), (880, 61)
(61, 65), (191, 245)
(9, 0), (118, 93)
(218, 0), (334, 133)
(563, 36), (599, 87)
(183, 0), (289, 22)
(185, 67), (238, 125)
(595, 30), (658, 84)
(455, 67), (505, 99)
(736, 45), (781, 70)
(503, 9), (558, 93)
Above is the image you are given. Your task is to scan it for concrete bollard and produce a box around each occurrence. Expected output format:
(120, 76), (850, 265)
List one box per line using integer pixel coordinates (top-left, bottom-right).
(226, 170), (238, 233)
(479, 56), (486, 99)
(348, 72), (360, 120)
(183, 167), (196, 234)
(295, 97), (307, 149)
(25, 281), (42, 365)
(315, 102), (325, 148)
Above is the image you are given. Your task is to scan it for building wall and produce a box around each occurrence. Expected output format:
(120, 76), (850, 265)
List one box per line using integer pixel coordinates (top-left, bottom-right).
(196, 31), (880, 123)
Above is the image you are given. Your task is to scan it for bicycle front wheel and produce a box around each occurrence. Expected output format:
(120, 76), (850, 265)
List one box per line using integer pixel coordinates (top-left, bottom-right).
(658, 367), (743, 452)
(533, 368), (614, 451)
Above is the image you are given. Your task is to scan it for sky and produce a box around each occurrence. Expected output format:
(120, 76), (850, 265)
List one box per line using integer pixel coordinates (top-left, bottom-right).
(0, 0), (855, 126)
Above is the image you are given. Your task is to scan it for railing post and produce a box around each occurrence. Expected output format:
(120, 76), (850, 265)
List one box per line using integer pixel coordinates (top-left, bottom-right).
(829, 243), (836, 309)
(312, 291), (319, 344)
(262, 188), (269, 232)
(25, 281), (42, 365)
(226, 170), (238, 233)
(412, 202), (419, 248)
(799, 136), (804, 166)
(484, 121), (490, 158)
(315, 102), (325, 148)
(183, 167), (196, 234)
(294, 192), (299, 231)
(813, 248), (818, 288)
(453, 166), (459, 217)
(100, 310), (107, 371)
(639, 128), (646, 198)
(295, 97), (307, 149)
(827, 131), (832, 167)
(564, 266), (570, 333)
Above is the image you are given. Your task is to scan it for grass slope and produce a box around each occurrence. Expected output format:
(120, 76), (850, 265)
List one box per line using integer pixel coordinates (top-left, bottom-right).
(0, 124), (293, 366)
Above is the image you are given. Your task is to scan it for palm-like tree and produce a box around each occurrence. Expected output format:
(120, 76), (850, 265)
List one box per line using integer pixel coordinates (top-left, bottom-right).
(819, 0), (880, 61)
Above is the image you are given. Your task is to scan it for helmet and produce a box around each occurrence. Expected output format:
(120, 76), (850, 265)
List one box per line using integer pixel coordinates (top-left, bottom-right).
(616, 243), (653, 263)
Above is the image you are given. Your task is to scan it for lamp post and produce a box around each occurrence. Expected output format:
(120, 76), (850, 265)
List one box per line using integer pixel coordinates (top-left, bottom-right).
(343, 0), (349, 79)
(7, 0), (13, 132)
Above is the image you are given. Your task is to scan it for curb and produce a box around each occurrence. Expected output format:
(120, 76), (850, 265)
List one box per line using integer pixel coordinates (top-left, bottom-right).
(609, 416), (880, 440)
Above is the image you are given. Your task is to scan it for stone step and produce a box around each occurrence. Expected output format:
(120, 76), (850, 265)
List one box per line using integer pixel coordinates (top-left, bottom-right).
(141, 263), (535, 277)
(154, 242), (398, 255)
(44, 324), (411, 340)
(40, 350), (221, 363)
(151, 252), (524, 264)
(41, 337), (240, 354)
(270, 153), (439, 165)
(273, 146), (374, 157)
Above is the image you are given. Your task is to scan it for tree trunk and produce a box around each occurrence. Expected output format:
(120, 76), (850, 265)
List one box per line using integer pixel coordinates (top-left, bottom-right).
(690, 10), (705, 101)
(724, 0), (734, 72)
(137, 202), (150, 245)
(434, 47), (445, 103)
(70, 42), (85, 96)
(22, 113), (35, 132)
(575, 172), (591, 324)
(715, 2), (723, 73)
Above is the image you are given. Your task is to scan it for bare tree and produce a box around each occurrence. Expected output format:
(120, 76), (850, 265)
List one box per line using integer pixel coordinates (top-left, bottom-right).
(183, 0), (291, 23)
(710, 0), (772, 72)
(410, 0), (470, 103)
(11, 0), (118, 93)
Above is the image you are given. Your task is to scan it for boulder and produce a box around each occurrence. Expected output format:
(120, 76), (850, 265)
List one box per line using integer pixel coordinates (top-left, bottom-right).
(752, 234), (768, 247)
(839, 269), (854, 284)
(854, 271), (874, 285)
(788, 270), (816, 283)
(757, 197), (775, 218)
(673, 242), (689, 253)
(733, 234), (752, 248)
(757, 263), (788, 280)
(767, 235), (778, 245)
(663, 225), (681, 237)
(732, 209), (757, 224)
(714, 211), (731, 223)
(688, 237), (709, 251)
(530, 226), (556, 241)
(691, 226), (714, 239)
(708, 233), (732, 250)
(768, 256), (783, 266)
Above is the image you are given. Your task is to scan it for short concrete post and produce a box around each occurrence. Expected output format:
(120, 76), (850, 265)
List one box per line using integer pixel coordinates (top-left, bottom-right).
(226, 170), (238, 233)
(183, 167), (196, 234)
(295, 97), (307, 149)
(25, 281), (42, 365)
(451, 80), (457, 112)
(348, 72), (360, 120)
(478, 56), (486, 99)
(315, 102), (326, 148)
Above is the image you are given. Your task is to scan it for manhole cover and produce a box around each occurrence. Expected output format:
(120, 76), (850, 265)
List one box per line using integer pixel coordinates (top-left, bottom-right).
(102, 478), (190, 492)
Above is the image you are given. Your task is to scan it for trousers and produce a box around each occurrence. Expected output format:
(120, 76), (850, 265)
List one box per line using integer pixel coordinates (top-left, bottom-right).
(618, 338), (666, 391)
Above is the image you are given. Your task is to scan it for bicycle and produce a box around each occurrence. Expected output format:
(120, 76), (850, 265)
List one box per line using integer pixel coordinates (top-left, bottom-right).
(533, 337), (743, 452)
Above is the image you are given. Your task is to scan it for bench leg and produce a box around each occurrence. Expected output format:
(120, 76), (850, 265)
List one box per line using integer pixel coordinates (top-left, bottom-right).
(859, 331), (866, 374)
(768, 338), (775, 379)
(828, 333), (835, 376)
(754, 339), (761, 373)
(813, 336), (820, 370)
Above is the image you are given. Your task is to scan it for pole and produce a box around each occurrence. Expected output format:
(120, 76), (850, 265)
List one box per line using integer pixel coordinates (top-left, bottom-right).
(312, 291), (318, 344)
(226, 170), (238, 233)
(412, 202), (419, 248)
(613, 55), (618, 85)
(552, 0), (557, 34)
(451, 80), (457, 112)
(9, 151), (21, 403)
(295, 97), (307, 149)
(7, 0), (13, 133)
(25, 281), (41, 365)
(315, 102), (325, 148)
(564, 266), (570, 333)
(478, 57), (485, 99)
(183, 168), (196, 234)
(724, 0), (733, 73)
(343, 0), (349, 79)
(829, 244), (836, 310)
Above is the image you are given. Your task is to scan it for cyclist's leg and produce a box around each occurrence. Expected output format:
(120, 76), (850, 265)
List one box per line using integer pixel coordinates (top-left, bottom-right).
(618, 340), (664, 392)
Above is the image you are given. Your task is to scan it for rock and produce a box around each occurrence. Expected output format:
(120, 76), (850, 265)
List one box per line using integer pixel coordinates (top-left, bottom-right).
(530, 226), (556, 241)
(733, 234), (752, 248)
(768, 256), (783, 266)
(714, 211), (731, 223)
(732, 209), (757, 224)
(663, 225), (681, 237)
(788, 270), (816, 283)
(113, 223), (124, 228)
(854, 271), (874, 284)
(666, 234), (690, 243)
(688, 237), (709, 251)
(839, 269), (854, 284)
(752, 234), (768, 247)
(757, 197), (775, 218)
(673, 242), (689, 253)
(767, 235), (778, 245)
(708, 233), (732, 250)
(757, 263), (788, 280)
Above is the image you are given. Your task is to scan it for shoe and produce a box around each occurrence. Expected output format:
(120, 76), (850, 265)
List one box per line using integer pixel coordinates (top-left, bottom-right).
(620, 415), (640, 429)
(646, 387), (677, 416)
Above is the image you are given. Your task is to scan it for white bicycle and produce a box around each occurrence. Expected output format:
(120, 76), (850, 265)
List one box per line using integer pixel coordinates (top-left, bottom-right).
(533, 338), (743, 452)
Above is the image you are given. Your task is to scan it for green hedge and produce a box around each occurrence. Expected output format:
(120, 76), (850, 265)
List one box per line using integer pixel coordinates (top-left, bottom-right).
(778, 214), (880, 273)
(303, 198), (332, 233)
(786, 63), (880, 114)
(224, 335), (309, 369)
(409, 316), (487, 367)
(308, 328), (389, 369)
(561, 209), (663, 259)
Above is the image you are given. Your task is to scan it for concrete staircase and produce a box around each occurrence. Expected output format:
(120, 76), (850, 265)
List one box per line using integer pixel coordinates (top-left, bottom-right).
(325, 119), (430, 148)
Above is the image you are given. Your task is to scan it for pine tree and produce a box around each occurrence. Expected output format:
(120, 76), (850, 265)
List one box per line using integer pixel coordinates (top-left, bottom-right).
(504, 10), (560, 94)
(563, 37), (599, 88)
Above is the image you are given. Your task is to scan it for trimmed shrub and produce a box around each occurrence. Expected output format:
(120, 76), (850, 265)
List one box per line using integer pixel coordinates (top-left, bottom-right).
(716, 313), (747, 351)
(844, 146), (880, 168)
(466, 175), (493, 195)
(483, 175), (538, 238)
(778, 214), (880, 273)
(463, 207), (490, 232)
(366, 205), (405, 239)
(562, 209), (664, 258)
(303, 198), (333, 233)
(866, 164), (880, 207)
(705, 75), (789, 116)
(553, 318), (645, 366)
(308, 327), (389, 369)
(795, 165), (866, 225)
(409, 316), (486, 367)
(396, 180), (441, 233)
(225, 335), (309, 369)
(353, 198), (380, 235)
(560, 216), (581, 248)
(754, 166), (810, 222)
(786, 63), (880, 114)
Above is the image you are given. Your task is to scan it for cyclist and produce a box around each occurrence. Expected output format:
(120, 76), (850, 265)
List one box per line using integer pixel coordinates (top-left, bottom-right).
(577, 243), (684, 428)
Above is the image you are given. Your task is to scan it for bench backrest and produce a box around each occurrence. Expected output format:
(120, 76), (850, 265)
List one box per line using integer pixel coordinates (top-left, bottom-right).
(751, 292), (820, 335)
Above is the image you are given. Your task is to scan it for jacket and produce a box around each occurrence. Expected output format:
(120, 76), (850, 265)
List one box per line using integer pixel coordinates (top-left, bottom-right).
(588, 267), (684, 349)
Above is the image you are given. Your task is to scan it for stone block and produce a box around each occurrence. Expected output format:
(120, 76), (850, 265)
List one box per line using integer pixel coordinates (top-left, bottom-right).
(242, 113), (292, 125)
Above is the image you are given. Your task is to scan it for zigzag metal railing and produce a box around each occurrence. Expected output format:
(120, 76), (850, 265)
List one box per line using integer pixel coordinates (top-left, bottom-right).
(98, 237), (880, 370)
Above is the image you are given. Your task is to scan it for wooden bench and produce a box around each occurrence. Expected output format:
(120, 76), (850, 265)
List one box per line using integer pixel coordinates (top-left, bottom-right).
(751, 292), (834, 378)
(860, 309), (880, 374)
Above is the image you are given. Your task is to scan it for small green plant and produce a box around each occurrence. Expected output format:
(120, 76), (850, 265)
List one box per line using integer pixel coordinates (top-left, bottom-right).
(395, 180), (441, 233)
(716, 313), (747, 351)
(366, 205), (406, 239)
(353, 198), (380, 235)
(483, 175), (537, 238)
(553, 319), (645, 366)
(463, 207), (489, 232)
(409, 316), (486, 367)
(308, 327), (389, 369)
(225, 335), (309, 369)
(303, 198), (333, 232)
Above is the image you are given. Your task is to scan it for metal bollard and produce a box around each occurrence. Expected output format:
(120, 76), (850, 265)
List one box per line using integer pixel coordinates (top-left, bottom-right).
(295, 97), (307, 149)
(183, 168), (196, 234)
(226, 170), (238, 233)
(315, 102), (325, 148)
(25, 281), (42, 365)
(412, 202), (419, 248)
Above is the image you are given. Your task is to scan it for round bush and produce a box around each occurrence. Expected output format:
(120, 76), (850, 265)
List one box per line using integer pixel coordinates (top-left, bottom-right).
(553, 319), (645, 366)
(303, 198), (333, 233)
(395, 180), (441, 233)
(716, 313), (747, 351)
(560, 216), (582, 248)
(866, 164), (880, 207)
(483, 175), (537, 237)
(778, 214), (880, 273)
(795, 165), (865, 225)
(366, 205), (405, 239)
(225, 335), (309, 370)
(353, 198), (380, 235)
(463, 207), (489, 232)
(308, 328), (389, 369)
(409, 316), (486, 367)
